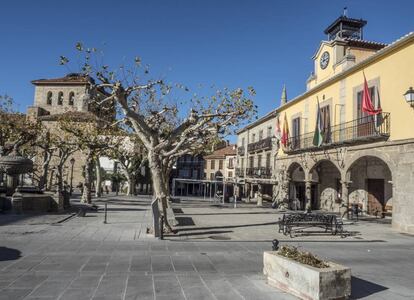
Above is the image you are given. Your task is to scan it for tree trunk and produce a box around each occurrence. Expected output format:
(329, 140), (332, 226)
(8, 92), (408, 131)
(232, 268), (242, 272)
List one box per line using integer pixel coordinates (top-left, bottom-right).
(39, 150), (51, 191)
(148, 151), (173, 233)
(126, 173), (136, 196)
(81, 153), (93, 204)
(95, 158), (102, 198)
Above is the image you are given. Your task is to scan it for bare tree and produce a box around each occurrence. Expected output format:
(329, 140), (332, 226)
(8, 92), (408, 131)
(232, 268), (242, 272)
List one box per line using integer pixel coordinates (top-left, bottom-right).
(61, 44), (256, 232)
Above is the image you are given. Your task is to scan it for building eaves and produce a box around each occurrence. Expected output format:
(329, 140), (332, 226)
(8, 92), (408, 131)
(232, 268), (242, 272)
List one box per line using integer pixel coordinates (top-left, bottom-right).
(236, 109), (278, 134)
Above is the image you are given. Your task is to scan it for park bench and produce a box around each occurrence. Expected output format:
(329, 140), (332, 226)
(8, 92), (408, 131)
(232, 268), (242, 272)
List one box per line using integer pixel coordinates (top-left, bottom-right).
(278, 212), (344, 238)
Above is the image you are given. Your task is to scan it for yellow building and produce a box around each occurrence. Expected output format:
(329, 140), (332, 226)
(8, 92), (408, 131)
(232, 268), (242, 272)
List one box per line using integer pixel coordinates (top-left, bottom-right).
(236, 15), (414, 233)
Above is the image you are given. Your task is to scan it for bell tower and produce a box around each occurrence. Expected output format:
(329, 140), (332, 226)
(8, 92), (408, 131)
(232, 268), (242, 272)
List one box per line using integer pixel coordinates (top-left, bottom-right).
(324, 9), (367, 41)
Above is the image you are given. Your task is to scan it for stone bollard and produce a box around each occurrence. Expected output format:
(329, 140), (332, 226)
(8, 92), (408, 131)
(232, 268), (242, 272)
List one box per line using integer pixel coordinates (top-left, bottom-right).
(11, 192), (23, 214)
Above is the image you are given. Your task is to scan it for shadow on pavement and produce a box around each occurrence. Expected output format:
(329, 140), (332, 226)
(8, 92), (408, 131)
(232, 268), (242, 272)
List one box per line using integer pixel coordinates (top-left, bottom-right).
(351, 276), (388, 299)
(0, 247), (21, 261)
(176, 221), (278, 232)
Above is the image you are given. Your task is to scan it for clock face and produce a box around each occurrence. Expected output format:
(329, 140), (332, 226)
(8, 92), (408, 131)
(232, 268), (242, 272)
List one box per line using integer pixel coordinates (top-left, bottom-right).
(320, 51), (330, 69)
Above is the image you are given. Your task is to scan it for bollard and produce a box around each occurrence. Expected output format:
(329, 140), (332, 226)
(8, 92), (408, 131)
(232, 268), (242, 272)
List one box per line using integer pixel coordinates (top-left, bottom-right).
(103, 203), (107, 224)
(272, 239), (279, 251)
(160, 216), (164, 240)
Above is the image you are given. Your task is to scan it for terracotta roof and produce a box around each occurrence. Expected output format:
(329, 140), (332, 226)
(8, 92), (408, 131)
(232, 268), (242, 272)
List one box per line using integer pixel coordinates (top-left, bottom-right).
(344, 38), (387, 50)
(204, 145), (236, 159)
(31, 73), (94, 85)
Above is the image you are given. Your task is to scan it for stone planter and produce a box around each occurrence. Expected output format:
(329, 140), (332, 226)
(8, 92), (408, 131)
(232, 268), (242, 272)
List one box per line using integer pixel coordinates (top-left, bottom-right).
(263, 251), (351, 300)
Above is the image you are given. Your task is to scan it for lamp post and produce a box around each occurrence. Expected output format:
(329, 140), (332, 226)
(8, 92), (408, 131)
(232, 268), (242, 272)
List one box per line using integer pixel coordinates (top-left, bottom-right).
(404, 87), (414, 107)
(69, 158), (75, 195)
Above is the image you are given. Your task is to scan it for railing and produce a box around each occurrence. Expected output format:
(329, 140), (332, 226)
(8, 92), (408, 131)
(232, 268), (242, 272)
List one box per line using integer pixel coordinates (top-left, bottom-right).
(247, 137), (272, 153)
(246, 167), (272, 179)
(237, 146), (245, 156)
(235, 168), (244, 177)
(285, 113), (390, 153)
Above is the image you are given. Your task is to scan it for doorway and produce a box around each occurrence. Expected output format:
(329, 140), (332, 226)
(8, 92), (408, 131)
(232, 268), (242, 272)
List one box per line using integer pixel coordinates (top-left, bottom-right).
(367, 179), (385, 216)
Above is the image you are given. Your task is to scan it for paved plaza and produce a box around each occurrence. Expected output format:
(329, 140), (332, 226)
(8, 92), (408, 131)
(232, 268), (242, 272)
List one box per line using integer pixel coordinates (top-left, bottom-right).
(0, 195), (413, 299)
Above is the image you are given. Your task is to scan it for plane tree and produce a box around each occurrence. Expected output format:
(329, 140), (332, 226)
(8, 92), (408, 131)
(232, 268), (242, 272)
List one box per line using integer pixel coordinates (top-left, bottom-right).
(61, 44), (256, 232)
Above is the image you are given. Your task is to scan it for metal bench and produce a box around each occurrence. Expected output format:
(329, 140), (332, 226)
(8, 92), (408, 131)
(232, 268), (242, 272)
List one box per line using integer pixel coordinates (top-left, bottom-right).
(278, 212), (344, 237)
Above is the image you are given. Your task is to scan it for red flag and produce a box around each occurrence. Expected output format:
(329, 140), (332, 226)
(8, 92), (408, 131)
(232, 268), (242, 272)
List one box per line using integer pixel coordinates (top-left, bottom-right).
(281, 113), (289, 147)
(362, 73), (382, 115)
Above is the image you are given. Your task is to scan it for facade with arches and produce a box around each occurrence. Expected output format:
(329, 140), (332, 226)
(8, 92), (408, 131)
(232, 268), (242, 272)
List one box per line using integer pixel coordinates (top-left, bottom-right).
(235, 15), (414, 233)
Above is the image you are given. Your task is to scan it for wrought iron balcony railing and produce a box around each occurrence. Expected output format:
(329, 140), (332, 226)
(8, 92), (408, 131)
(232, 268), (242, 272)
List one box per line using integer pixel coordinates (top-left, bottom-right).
(247, 137), (272, 153)
(285, 113), (390, 153)
(246, 167), (272, 179)
(237, 146), (245, 156)
(235, 167), (244, 177)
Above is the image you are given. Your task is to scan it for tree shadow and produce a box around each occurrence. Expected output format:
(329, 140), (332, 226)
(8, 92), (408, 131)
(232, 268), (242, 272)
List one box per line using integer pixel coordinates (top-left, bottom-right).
(0, 247), (21, 261)
(175, 221), (278, 232)
(351, 276), (388, 299)
(166, 230), (233, 238)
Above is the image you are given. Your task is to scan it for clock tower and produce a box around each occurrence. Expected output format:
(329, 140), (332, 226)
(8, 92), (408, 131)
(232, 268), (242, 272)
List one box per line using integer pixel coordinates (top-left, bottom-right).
(306, 13), (386, 90)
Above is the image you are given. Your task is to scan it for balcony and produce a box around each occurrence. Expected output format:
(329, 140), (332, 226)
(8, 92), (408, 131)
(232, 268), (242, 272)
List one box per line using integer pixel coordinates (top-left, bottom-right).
(247, 137), (272, 153)
(237, 146), (245, 156)
(285, 113), (390, 153)
(246, 167), (272, 179)
(235, 168), (244, 177)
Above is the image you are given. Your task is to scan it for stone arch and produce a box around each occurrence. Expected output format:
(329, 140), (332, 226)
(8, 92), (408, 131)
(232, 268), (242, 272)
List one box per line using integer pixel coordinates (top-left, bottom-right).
(345, 152), (394, 217)
(344, 149), (396, 179)
(46, 91), (53, 105)
(57, 91), (64, 105)
(309, 159), (342, 211)
(68, 91), (75, 106)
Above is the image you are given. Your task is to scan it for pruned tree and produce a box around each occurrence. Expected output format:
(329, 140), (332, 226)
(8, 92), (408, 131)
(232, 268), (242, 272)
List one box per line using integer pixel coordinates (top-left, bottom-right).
(61, 44), (257, 232)
(0, 95), (39, 156)
(58, 113), (117, 203)
(106, 133), (147, 196)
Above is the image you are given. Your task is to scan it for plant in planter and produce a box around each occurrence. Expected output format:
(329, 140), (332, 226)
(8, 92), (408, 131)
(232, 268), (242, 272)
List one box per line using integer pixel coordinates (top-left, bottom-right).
(264, 245), (351, 300)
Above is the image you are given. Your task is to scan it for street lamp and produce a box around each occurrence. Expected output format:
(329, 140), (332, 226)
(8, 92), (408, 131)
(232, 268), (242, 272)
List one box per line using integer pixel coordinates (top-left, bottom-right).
(69, 158), (75, 195)
(404, 87), (414, 107)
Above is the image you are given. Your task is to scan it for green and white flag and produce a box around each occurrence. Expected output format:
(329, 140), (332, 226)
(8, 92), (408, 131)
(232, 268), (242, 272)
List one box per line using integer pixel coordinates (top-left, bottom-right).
(313, 99), (323, 147)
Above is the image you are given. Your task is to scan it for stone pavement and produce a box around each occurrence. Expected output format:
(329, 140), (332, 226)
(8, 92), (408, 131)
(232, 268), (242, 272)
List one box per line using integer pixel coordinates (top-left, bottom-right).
(0, 194), (413, 299)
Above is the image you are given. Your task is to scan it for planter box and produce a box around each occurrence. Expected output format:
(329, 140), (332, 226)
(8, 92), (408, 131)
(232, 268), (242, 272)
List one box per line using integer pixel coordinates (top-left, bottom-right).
(263, 251), (351, 300)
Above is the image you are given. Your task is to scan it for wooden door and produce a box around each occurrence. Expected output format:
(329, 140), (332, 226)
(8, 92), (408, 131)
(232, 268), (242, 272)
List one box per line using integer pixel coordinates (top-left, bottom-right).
(367, 179), (385, 216)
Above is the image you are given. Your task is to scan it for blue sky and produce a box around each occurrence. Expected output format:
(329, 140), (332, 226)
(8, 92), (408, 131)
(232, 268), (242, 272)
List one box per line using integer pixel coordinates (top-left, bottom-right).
(1, 0), (413, 120)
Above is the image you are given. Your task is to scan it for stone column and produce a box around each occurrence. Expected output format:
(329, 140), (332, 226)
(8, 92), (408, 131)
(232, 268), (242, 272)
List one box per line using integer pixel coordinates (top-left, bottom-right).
(6, 174), (18, 196)
(305, 180), (312, 211)
(257, 184), (263, 207)
(245, 183), (251, 203)
(341, 180), (351, 219)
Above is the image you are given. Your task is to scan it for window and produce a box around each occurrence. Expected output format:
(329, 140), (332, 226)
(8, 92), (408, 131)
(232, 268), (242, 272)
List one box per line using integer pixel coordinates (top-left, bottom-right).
(259, 130), (263, 140)
(292, 117), (301, 149)
(249, 156), (254, 168)
(267, 126), (272, 138)
(219, 160), (223, 170)
(210, 160), (215, 169)
(241, 158), (244, 169)
(266, 153), (271, 169)
(57, 92), (63, 105)
(242, 137), (245, 146)
(68, 92), (75, 105)
(258, 155), (262, 168)
(251, 133), (256, 143)
(46, 91), (53, 105)
(210, 173), (215, 180)
(228, 158), (234, 168)
(228, 171), (233, 178)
